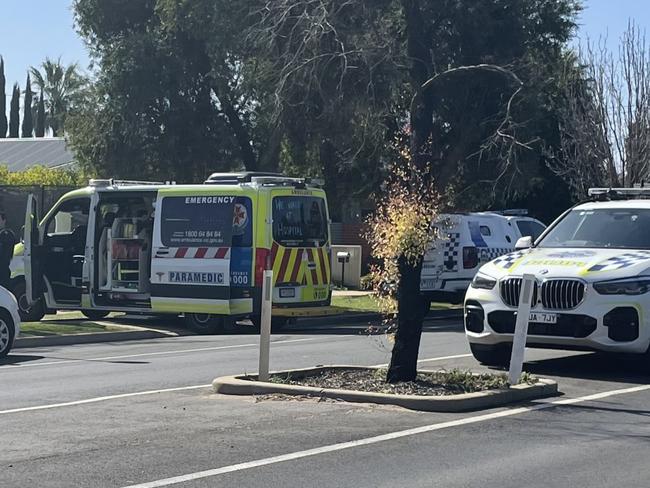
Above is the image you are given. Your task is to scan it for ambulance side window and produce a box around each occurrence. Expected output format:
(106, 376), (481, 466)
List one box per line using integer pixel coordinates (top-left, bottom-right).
(45, 198), (90, 237)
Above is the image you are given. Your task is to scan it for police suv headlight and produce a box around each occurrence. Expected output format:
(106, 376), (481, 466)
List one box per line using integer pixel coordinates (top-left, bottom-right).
(593, 276), (650, 295)
(471, 272), (497, 290)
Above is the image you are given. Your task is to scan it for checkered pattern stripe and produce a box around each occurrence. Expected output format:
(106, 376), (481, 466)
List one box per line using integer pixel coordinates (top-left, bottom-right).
(588, 251), (650, 272)
(161, 247), (231, 259)
(479, 247), (514, 263)
(491, 250), (527, 269)
(443, 233), (461, 271)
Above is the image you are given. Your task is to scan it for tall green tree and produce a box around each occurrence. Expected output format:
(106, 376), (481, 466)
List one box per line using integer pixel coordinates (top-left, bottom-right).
(9, 83), (19, 138)
(21, 73), (33, 137)
(35, 91), (45, 137)
(0, 57), (6, 138)
(30, 58), (88, 136)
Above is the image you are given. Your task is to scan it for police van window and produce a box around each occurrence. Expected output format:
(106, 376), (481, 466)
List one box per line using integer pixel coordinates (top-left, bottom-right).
(516, 220), (545, 241)
(45, 198), (90, 237)
(272, 196), (327, 247)
(480, 226), (491, 237)
(160, 196), (252, 248)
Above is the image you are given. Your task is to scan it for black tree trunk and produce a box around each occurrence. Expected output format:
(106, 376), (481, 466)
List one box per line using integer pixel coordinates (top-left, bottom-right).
(386, 255), (426, 383)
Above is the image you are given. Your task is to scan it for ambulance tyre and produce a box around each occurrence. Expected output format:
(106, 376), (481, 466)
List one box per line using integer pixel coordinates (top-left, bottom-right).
(82, 310), (110, 320)
(184, 313), (224, 334)
(250, 316), (290, 333)
(12, 280), (45, 322)
(469, 343), (512, 368)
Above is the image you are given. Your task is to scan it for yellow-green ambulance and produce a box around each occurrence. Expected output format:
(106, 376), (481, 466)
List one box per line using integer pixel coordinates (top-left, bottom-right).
(16, 173), (332, 333)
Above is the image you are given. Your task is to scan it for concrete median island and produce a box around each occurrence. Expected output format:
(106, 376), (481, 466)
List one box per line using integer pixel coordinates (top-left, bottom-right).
(212, 365), (558, 412)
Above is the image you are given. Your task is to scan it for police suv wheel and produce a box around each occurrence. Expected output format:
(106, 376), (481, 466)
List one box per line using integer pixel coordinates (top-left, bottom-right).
(469, 343), (512, 368)
(12, 281), (45, 323)
(184, 313), (224, 334)
(0, 311), (16, 358)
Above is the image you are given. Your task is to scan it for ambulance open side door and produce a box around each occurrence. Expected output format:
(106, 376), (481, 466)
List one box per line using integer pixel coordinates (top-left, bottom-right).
(149, 190), (235, 316)
(24, 194), (43, 305)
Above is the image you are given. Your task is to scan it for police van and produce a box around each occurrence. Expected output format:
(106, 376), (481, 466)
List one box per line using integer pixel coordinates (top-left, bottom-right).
(16, 173), (332, 333)
(420, 211), (545, 306)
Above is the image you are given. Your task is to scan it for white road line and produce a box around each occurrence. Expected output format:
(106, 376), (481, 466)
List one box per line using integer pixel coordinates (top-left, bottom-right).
(0, 384), (212, 415)
(2, 337), (326, 370)
(371, 353), (472, 368)
(121, 383), (650, 488)
(0, 351), (473, 415)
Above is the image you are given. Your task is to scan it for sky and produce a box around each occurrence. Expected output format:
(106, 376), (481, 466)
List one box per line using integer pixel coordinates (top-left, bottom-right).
(0, 0), (648, 109)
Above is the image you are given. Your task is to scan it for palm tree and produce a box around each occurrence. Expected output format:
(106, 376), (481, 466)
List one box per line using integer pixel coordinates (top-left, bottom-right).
(30, 57), (88, 136)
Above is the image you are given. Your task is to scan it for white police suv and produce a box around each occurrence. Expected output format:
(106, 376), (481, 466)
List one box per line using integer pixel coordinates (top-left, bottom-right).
(465, 188), (650, 366)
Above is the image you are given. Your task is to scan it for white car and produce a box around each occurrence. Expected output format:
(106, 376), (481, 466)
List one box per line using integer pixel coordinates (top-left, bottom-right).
(465, 188), (650, 366)
(0, 286), (21, 358)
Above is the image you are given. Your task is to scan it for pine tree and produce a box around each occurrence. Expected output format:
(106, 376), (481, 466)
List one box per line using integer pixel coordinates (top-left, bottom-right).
(21, 73), (33, 137)
(35, 91), (45, 137)
(9, 83), (19, 138)
(0, 57), (6, 138)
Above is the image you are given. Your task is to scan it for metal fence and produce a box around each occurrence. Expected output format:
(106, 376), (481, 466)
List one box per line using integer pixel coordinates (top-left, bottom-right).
(0, 185), (77, 237)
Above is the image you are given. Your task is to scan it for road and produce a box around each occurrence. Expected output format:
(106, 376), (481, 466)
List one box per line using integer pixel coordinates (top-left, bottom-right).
(2, 316), (650, 487)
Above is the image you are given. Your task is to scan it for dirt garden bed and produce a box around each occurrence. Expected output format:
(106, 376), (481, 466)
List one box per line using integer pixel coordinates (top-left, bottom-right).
(212, 366), (558, 412)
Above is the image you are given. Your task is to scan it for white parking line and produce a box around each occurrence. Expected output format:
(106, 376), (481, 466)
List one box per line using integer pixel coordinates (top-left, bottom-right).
(121, 383), (650, 488)
(2, 337), (328, 370)
(0, 384), (212, 415)
(371, 353), (472, 368)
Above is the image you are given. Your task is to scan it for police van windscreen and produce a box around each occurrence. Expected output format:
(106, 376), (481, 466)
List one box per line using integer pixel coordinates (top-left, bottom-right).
(272, 196), (327, 247)
(537, 208), (650, 249)
(160, 196), (254, 248)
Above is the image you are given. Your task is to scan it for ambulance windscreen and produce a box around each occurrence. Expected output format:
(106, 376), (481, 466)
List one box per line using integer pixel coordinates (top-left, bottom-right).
(272, 196), (327, 247)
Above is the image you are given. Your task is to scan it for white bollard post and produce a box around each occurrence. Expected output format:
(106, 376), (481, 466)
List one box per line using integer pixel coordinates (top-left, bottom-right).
(508, 273), (536, 385)
(258, 269), (273, 382)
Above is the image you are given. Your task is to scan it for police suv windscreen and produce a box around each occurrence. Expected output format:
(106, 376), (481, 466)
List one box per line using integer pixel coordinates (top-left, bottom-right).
(537, 208), (650, 249)
(272, 196), (327, 247)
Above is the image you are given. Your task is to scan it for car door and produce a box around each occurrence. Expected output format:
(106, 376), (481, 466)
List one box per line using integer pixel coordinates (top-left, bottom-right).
(24, 194), (43, 305)
(149, 190), (235, 315)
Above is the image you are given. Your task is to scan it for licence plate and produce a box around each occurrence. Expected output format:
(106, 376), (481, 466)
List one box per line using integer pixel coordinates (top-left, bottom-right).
(279, 288), (296, 298)
(529, 312), (557, 324)
(420, 278), (440, 290)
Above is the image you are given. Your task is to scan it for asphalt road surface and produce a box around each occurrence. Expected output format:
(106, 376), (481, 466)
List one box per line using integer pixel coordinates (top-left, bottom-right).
(2, 316), (650, 488)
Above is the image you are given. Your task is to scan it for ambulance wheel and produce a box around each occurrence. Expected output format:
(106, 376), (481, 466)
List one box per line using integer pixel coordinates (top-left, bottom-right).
(12, 280), (45, 323)
(469, 343), (511, 368)
(82, 310), (110, 321)
(184, 313), (224, 334)
(250, 316), (291, 333)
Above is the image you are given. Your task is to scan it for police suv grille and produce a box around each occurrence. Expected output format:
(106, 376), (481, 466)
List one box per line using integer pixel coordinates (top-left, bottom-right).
(541, 279), (585, 310)
(500, 278), (585, 310)
(500, 278), (538, 307)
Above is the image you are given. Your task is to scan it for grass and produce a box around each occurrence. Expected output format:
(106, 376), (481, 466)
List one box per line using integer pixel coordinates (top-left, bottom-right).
(330, 294), (459, 314)
(20, 313), (129, 337)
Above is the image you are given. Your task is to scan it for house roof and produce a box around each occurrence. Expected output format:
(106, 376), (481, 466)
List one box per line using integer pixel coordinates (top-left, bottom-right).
(0, 137), (76, 171)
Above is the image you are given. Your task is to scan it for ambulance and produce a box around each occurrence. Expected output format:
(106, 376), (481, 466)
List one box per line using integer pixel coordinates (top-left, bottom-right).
(15, 173), (332, 333)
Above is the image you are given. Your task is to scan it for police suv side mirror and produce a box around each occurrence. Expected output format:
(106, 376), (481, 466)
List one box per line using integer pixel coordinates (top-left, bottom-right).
(515, 236), (533, 250)
(336, 251), (350, 264)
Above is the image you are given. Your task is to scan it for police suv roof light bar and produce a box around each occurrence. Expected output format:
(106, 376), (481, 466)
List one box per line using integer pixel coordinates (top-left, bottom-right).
(588, 187), (650, 200)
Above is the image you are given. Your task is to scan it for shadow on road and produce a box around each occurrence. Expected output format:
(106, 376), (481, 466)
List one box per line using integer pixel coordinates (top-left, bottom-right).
(0, 354), (45, 366)
(523, 352), (650, 384)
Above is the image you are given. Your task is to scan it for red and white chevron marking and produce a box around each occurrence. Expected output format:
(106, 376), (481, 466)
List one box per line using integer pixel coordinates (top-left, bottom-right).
(163, 247), (231, 259)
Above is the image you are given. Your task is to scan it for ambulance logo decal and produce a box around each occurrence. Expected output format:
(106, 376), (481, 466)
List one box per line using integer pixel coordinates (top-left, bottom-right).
(232, 203), (248, 235)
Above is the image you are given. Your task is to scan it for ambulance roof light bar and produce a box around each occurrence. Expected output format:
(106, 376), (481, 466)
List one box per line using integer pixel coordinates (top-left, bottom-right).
(250, 176), (324, 188)
(89, 179), (164, 187)
(588, 187), (650, 200)
(204, 172), (284, 185)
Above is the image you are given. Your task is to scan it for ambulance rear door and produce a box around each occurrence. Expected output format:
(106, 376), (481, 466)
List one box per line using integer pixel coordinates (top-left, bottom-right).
(150, 190), (235, 315)
(270, 189), (331, 305)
